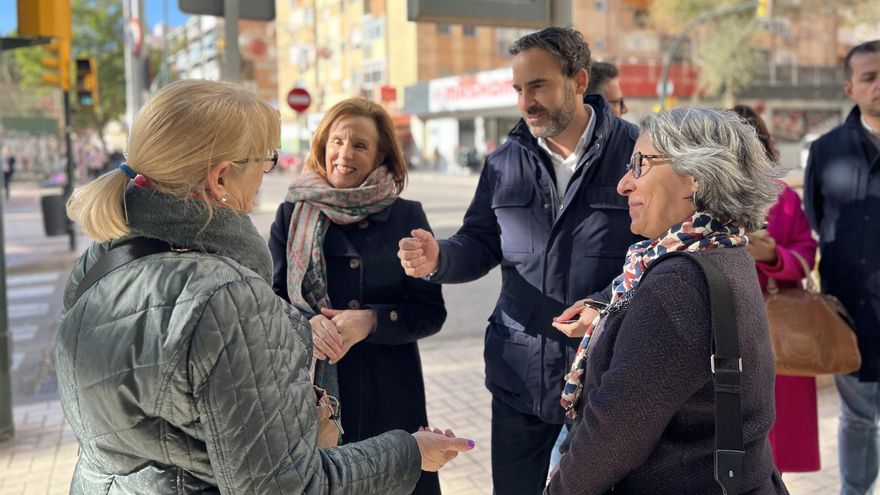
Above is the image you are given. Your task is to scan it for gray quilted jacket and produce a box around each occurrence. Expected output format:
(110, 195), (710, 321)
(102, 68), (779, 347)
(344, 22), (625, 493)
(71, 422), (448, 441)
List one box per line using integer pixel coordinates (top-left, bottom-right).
(55, 186), (421, 494)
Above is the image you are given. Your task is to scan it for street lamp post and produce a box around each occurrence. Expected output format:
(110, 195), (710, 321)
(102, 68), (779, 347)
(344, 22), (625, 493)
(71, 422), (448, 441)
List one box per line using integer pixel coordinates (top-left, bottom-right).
(657, 0), (760, 109)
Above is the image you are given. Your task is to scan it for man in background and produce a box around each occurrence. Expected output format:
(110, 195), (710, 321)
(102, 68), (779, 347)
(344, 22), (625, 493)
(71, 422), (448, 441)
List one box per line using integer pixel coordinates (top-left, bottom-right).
(804, 39), (880, 495)
(587, 61), (627, 117)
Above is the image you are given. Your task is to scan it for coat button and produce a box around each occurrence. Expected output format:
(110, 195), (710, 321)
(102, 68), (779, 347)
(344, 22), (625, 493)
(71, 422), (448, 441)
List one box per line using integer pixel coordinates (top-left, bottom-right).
(348, 299), (361, 310)
(349, 258), (361, 269)
(389, 310), (399, 322)
(358, 220), (369, 229)
(543, 202), (551, 209)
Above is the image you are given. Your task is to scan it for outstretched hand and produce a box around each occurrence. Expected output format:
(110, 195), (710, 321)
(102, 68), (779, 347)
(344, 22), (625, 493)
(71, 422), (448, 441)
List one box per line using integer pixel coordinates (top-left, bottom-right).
(412, 427), (475, 472)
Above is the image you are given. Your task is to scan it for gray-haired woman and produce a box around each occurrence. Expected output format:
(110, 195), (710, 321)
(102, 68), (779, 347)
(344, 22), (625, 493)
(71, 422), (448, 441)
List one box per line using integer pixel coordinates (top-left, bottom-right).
(547, 108), (788, 494)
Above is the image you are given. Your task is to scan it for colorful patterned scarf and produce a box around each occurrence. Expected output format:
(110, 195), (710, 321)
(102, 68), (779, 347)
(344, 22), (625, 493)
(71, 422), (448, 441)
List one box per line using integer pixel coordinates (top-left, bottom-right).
(284, 166), (399, 396)
(560, 212), (747, 420)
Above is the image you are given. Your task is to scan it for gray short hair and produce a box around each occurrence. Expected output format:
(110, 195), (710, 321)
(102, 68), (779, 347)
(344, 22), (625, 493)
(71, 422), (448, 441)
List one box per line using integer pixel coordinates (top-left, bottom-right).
(639, 108), (783, 232)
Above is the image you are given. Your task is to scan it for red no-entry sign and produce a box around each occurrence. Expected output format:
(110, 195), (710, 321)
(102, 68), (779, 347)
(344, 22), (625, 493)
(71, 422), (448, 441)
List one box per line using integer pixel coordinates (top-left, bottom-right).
(287, 88), (311, 113)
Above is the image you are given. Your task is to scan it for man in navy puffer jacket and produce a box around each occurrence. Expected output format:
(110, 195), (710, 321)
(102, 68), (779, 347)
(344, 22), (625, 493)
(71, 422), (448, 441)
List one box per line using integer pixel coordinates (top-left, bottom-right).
(398, 27), (641, 495)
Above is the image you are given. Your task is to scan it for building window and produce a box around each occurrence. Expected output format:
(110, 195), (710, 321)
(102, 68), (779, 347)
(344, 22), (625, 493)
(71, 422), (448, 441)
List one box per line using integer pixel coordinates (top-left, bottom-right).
(634, 9), (650, 28)
(463, 25), (476, 37)
(437, 23), (450, 35)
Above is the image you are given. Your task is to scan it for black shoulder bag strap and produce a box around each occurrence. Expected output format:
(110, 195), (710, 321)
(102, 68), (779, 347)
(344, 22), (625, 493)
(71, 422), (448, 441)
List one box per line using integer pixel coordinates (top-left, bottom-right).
(640, 251), (744, 495)
(72, 237), (172, 306)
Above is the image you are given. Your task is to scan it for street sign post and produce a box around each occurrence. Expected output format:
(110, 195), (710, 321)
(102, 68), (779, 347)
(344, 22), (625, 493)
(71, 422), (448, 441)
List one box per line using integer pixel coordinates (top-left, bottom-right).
(287, 88), (311, 113)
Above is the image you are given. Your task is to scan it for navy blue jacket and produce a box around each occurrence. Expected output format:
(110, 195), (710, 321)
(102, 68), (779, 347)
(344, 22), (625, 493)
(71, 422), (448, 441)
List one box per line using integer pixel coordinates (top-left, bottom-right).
(805, 105), (880, 381)
(431, 95), (641, 423)
(269, 198), (446, 495)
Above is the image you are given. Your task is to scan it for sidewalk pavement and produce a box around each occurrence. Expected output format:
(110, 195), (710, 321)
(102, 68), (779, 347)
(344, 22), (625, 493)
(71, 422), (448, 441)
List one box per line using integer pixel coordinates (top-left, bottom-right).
(0, 340), (860, 494)
(0, 175), (867, 494)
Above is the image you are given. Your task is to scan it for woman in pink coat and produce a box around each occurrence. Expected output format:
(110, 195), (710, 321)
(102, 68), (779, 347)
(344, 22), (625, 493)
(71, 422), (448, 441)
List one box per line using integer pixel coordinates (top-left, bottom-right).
(733, 104), (820, 472)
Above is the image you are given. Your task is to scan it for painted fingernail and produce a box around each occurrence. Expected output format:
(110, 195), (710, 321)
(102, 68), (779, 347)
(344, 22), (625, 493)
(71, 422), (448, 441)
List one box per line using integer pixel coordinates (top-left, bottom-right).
(467, 440), (475, 449)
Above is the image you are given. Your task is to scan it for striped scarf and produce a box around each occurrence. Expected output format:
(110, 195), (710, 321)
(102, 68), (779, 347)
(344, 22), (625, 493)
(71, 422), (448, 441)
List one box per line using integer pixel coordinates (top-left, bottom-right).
(560, 212), (747, 420)
(284, 166), (399, 395)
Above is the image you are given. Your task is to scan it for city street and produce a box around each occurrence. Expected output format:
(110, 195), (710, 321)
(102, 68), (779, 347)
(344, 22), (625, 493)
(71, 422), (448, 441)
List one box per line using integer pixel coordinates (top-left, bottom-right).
(0, 171), (864, 493)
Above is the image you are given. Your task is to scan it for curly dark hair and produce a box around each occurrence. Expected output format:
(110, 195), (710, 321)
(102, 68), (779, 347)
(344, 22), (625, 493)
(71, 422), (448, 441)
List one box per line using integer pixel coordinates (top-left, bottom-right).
(509, 27), (591, 78)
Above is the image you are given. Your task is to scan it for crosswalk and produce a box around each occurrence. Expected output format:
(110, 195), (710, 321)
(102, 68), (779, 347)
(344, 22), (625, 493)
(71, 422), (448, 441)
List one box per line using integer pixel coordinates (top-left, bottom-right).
(5, 270), (62, 373)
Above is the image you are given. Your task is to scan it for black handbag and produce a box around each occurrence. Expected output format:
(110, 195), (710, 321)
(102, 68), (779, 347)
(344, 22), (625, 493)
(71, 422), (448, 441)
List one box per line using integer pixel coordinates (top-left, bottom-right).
(640, 252), (745, 495)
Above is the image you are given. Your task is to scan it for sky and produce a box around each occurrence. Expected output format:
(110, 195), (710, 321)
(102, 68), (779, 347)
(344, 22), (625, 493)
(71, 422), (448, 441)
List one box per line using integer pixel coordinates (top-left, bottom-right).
(1, 0), (191, 36)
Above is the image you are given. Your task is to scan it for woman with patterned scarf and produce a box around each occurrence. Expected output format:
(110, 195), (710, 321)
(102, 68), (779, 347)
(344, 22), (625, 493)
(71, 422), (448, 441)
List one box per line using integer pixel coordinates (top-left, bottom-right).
(268, 98), (447, 495)
(546, 108), (789, 494)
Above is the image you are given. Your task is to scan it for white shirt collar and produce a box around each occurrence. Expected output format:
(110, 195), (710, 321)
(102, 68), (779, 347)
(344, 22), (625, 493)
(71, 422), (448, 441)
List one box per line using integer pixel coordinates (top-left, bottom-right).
(862, 115), (880, 136)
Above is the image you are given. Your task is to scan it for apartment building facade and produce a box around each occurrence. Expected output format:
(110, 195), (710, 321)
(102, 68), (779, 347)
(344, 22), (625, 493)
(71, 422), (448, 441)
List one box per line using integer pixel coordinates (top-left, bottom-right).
(277, 0), (858, 169)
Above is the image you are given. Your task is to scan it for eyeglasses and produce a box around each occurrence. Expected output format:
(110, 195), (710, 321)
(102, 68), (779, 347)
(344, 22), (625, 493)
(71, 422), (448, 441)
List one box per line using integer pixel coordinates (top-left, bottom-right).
(233, 149), (279, 174)
(607, 97), (626, 112)
(626, 151), (669, 178)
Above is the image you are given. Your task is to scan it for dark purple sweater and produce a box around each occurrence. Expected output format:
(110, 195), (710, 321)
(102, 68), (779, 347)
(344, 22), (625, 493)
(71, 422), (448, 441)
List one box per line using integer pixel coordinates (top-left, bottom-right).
(547, 248), (788, 494)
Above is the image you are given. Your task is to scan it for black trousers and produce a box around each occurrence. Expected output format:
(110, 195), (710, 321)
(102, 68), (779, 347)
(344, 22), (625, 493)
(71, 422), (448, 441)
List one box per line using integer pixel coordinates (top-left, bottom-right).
(491, 396), (564, 495)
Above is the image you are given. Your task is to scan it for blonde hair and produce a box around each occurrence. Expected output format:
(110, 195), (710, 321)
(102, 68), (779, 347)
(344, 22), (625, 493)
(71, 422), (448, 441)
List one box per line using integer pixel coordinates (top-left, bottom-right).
(305, 97), (407, 192)
(67, 79), (280, 241)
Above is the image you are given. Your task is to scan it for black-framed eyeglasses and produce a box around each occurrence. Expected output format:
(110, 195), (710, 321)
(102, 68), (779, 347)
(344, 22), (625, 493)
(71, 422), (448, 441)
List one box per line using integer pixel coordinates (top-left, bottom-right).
(607, 97), (626, 112)
(626, 151), (669, 179)
(233, 149), (279, 174)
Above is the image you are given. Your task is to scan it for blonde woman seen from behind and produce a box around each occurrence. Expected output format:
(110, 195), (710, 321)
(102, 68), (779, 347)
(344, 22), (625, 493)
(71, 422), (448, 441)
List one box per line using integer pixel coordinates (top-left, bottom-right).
(59, 79), (473, 495)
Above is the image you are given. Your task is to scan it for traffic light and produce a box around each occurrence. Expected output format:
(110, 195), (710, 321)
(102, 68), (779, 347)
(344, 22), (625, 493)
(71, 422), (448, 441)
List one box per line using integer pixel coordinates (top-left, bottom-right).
(41, 38), (72, 91)
(17, 0), (72, 91)
(76, 58), (99, 107)
(756, 0), (772, 19)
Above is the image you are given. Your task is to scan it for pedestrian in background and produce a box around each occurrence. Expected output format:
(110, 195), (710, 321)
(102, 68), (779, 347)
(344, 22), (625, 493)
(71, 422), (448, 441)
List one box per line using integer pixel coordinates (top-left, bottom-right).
(398, 27), (640, 495)
(587, 61), (627, 117)
(3, 148), (15, 198)
(805, 39), (880, 495)
(732, 103), (821, 474)
(58, 80), (472, 494)
(547, 108), (787, 493)
(268, 97), (447, 495)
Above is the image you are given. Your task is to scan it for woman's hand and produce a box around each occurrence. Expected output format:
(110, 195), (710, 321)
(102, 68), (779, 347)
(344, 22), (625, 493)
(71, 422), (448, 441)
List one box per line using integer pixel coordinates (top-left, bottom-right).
(309, 315), (343, 362)
(320, 308), (377, 364)
(748, 230), (778, 264)
(551, 299), (599, 338)
(412, 427), (475, 472)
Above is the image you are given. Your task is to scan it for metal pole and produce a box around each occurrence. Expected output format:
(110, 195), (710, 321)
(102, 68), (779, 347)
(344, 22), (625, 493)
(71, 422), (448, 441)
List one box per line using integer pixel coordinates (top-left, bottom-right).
(0, 169), (11, 442)
(123, 0), (147, 126)
(63, 91), (75, 252)
(550, 0), (572, 27)
(160, 0), (169, 87)
(224, 0), (240, 82)
(657, 0), (758, 109)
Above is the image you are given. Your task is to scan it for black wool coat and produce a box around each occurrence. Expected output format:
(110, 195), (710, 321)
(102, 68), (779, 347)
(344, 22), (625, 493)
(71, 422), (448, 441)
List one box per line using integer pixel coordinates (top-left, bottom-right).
(269, 198), (446, 493)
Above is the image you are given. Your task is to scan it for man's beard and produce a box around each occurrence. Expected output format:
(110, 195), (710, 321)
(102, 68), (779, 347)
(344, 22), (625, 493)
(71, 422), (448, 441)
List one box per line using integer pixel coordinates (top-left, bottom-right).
(524, 87), (577, 139)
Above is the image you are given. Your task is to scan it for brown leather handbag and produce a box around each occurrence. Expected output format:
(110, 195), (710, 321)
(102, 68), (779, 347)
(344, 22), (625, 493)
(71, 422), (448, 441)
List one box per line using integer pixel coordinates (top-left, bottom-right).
(764, 251), (861, 376)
